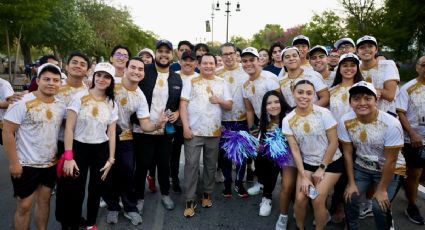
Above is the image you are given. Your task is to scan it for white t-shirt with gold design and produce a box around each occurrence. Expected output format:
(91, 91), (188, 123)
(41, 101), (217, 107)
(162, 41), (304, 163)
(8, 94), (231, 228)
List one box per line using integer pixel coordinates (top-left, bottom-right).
(216, 66), (249, 121)
(4, 93), (66, 167)
(0, 78), (14, 129)
(114, 83), (150, 141)
(242, 71), (280, 118)
(361, 60), (400, 113)
(322, 71), (336, 88)
(282, 105), (342, 166)
(337, 110), (405, 172)
(329, 84), (352, 120)
(56, 80), (88, 141)
(176, 71), (199, 86)
(396, 77), (425, 144)
(181, 75), (232, 137)
(68, 90), (118, 144)
(279, 70), (328, 107)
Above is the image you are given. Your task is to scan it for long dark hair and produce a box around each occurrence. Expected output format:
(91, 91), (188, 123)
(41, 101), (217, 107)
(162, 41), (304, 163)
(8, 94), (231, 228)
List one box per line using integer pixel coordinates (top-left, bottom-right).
(91, 72), (115, 106)
(331, 59), (364, 87)
(259, 90), (291, 140)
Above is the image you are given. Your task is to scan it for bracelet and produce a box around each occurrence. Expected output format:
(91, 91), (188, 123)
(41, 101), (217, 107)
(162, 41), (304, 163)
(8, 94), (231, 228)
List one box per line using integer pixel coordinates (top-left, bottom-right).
(63, 150), (74, 160)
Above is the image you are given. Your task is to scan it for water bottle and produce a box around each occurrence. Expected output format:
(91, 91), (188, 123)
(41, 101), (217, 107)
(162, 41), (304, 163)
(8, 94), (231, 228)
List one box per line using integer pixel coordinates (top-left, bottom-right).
(164, 109), (176, 134)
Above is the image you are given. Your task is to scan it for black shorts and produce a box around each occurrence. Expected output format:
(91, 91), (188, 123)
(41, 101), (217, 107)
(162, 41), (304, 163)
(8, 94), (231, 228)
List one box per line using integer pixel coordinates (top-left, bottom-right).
(402, 144), (425, 169)
(303, 157), (344, 173)
(11, 165), (56, 199)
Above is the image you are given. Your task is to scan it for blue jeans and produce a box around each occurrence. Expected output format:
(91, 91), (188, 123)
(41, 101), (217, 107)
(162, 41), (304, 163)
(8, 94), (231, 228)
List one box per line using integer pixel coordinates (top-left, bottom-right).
(346, 164), (400, 230)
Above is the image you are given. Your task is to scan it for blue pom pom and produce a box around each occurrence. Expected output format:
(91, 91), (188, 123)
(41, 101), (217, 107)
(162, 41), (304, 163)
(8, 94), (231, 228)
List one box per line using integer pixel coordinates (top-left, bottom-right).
(221, 129), (259, 165)
(260, 128), (292, 168)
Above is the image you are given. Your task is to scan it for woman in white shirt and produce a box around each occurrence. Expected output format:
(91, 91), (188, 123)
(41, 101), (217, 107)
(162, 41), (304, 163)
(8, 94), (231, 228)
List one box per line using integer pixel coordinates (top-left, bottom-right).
(282, 79), (343, 230)
(59, 63), (118, 230)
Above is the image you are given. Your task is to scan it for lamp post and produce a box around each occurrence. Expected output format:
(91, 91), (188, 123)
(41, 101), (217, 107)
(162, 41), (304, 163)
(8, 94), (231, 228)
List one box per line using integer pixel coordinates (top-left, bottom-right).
(215, 1), (241, 42)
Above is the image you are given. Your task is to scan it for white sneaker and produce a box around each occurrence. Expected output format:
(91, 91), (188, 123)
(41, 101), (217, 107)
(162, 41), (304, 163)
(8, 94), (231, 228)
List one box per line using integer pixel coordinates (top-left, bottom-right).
(359, 200), (373, 219)
(137, 199), (144, 214)
(275, 214), (288, 230)
(106, 211), (119, 224)
(259, 197), (272, 216)
(99, 198), (107, 208)
(124, 211), (143, 226)
(248, 182), (263, 195)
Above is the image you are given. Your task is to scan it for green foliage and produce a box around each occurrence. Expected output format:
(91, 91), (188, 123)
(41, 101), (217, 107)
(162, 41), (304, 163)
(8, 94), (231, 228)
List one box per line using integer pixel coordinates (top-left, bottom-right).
(300, 11), (345, 47)
(230, 36), (250, 50)
(251, 24), (284, 49)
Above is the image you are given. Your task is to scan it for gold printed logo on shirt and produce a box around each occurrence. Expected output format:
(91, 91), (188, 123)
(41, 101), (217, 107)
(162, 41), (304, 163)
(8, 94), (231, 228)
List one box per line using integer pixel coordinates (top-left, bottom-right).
(92, 106), (99, 117)
(206, 86), (212, 93)
(46, 109), (53, 120)
(228, 76), (234, 84)
(360, 129), (367, 143)
(251, 86), (256, 94)
(120, 97), (127, 106)
(303, 122), (311, 133)
(158, 79), (164, 87)
(341, 93), (348, 102)
(365, 75), (372, 83)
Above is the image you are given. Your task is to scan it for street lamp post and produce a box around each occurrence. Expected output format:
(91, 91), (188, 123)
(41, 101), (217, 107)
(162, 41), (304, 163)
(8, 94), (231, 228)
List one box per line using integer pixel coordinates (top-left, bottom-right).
(215, 1), (241, 43)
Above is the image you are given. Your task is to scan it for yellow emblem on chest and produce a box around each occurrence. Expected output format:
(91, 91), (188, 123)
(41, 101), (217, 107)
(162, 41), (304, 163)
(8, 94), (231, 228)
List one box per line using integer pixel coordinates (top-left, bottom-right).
(158, 79), (164, 87)
(92, 106), (99, 117)
(359, 129), (367, 143)
(341, 93), (348, 102)
(303, 122), (311, 133)
(228, 76), (234, 84)
(46, 109), (53, 120)
(251, 86), (256, 94)
(120, 97), (127, 106)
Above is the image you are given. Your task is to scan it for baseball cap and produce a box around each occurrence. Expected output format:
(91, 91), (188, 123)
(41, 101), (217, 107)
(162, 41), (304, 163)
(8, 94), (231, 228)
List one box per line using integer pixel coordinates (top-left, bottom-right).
(137, 48), (155, 59)
(356, 35), (378, 47)
(93, 62), (115, 77)
(156, 39), (173, 50)
(181, 50), (197, 60)
(308, 45), (328, 57)
(292, 35), (310, 46)
(334, 38), (355, 49)
(339, 53), (360, 64)
(241, 47), (259, 58)
(349, 81), (377, 97)
(37, 63), (61, 77)
(281, 46), (299, 58)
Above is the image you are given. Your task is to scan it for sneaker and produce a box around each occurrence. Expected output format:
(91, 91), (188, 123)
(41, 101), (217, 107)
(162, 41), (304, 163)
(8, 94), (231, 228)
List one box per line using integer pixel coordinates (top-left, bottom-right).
(275, 214), (288, 230)
(359, 201), (373, 219)
(234, 184), (248, 198)
(223, 186), (232, 198)
(259, 197), (272, 216)
(106, 211), (119, 224)
(215, 169), (225, 183)
(99, 198), (107, 208)
(86, 225), (98, 230)
(248, 182), (263, 195)
(201, 192), (212, 208)
(136, 199), (144, 214)
(161, 195), (175, 210)
(172, 180), (182, 194)
(124, 211), (143, 226)
(146, 176), (157, 193)
(184, 200), (197, 218)
(405, 204), (425, 225)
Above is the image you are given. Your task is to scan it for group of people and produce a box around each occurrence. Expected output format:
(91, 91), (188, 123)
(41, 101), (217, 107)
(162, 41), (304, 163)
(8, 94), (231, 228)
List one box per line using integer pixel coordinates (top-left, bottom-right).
(0, 33), (424, 230)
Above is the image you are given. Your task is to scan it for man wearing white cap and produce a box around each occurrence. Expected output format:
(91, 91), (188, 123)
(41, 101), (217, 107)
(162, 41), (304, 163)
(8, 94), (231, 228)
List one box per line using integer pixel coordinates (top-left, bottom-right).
(292, 35), (314, 72)
(356, 35), (400, 114)
(137, 48), (155, 65)
(338, 81), (405, 230)
(309, 45), (335, 88)
(216, 43), (250, 198)
(3, 63), (65, 230)
(335, 37), (356, 55)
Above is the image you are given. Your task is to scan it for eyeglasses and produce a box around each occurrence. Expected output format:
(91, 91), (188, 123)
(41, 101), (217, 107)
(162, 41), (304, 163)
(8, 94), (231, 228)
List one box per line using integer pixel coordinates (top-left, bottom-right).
(222, 52), (235, 57)
(114, 52), (129, 59)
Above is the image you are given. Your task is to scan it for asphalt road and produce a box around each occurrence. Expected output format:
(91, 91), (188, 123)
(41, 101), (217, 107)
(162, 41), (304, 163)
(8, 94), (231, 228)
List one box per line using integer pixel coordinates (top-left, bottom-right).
(0, 145), (424, 230)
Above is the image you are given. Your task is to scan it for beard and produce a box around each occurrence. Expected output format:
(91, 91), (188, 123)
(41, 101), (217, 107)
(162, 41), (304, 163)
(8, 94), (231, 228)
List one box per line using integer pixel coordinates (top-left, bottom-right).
(155, 59), (171, 68)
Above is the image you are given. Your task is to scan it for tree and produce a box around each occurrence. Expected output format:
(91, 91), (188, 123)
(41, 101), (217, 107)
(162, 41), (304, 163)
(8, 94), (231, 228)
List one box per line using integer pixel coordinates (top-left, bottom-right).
(300, 11), (346, 47)
(230, 36), (250, 50)
(251, 24), (284, 49)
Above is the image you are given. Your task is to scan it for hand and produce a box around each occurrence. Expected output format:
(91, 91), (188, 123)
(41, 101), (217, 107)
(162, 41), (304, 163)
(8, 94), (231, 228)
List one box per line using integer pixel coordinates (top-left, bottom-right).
(168, 111), (179, 123)
(7, 92), (25, 104)
(249, 127), (259, 137)
(300, 174), (313, 196)
(344, 183), (359, 203)
(209, 91), (221, 104)
(100, 160), (113, 181)
(9, 162), (23, 179)
(63, 159), (79, 177)
(373, 189), (390, 212)
(376, 89), (382, 100)
(157, 111), (169, 128)
(312, 168), (325, 186)
(183, 127), (193, 140)
(409, 132), (423, 148)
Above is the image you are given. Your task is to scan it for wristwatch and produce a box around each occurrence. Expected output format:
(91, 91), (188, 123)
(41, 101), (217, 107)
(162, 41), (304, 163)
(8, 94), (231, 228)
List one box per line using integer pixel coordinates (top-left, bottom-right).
(319, 163), (327, 170)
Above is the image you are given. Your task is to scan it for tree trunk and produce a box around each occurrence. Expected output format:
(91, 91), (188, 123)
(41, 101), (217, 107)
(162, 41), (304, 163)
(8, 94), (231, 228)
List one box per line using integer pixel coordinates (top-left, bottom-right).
(12, 25), (23, 85)
(5, 22), (12, 82)
(20, 37), (32, 66)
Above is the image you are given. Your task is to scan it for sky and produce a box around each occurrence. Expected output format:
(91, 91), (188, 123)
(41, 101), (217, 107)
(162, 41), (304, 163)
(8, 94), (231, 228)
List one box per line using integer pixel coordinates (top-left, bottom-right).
(110, 0), (344, 47)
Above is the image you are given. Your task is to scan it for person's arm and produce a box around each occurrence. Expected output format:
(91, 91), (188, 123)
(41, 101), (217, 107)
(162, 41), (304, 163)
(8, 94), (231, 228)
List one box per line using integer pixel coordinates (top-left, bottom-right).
(312, 127), (338, 185)
(287, 135), (312, 195)
(378, 80), (397, 102)
(315, 89), (330, 107)
(375, 147), (399, 212)
(209, 91), (233, 110)
(2, 121), (22, 178)
(397, 111), (423, 148)
(179, 100), (193, 139)
(139, 112), (167, 132)
(63, 110), (79, 176)
(100, 121), (116, 180)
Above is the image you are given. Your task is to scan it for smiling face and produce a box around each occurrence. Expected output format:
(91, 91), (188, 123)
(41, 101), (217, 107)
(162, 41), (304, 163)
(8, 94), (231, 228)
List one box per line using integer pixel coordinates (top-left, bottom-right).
(155, 45), (173, 68)
(93, 71), (113, 91)
(294, 44), (309, 59)
(199, 55), (216, 77)
(266, 95), (281, 118)
(241, 54), (261, 76)
(221, 46), (237, 69)
(37, 71), (61, 96)
(282, 49), (301, 71)
(356, 42), (378, 62)
(180, 58), (197, 74)
(293, 82), (314, 109)
(259, 50), (270, 67)
(111, 48), (129, 69)
(309, 50), (328, 73)
(349, 93), (377, 116)
(140, 53), (153, 64)
(66, 56), (89, 78)
(339, 60), (358, 81)
(125, 59), (145, 83)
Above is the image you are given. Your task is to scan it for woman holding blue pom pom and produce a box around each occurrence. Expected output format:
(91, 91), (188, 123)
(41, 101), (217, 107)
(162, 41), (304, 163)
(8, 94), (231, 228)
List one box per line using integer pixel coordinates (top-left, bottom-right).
(256, 90), (291, 217)
(281, 80), (343, 230)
